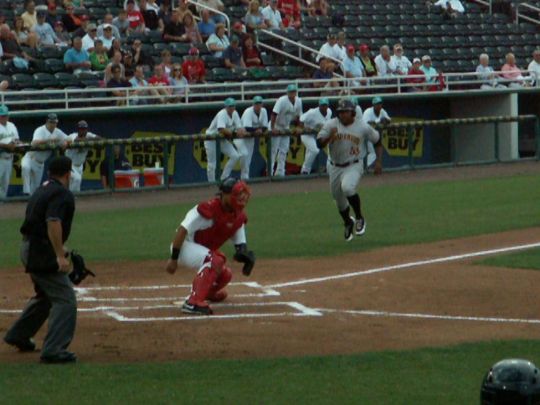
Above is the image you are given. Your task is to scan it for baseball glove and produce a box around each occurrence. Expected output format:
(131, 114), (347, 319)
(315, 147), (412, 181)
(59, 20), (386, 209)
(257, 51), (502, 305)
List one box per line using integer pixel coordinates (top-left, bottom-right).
(69, 251), (96, 285)
(233, 246), (255, 276)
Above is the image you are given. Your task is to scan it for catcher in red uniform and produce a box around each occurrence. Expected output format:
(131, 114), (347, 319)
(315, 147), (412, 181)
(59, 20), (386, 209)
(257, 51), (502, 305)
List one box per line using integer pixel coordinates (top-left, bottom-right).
(165, 178), (255, 315)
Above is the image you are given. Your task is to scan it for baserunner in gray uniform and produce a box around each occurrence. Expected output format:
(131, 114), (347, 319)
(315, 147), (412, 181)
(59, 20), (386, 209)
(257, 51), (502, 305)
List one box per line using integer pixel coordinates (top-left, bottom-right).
(317, 98), (383, 241)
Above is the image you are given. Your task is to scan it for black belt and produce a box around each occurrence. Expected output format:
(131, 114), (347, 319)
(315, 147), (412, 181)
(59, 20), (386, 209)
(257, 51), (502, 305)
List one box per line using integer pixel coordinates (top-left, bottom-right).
(330, 159), (359, 168)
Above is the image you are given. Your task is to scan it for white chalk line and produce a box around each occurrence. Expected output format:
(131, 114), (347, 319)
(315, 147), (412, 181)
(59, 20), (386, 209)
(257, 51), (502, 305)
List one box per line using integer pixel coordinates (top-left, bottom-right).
(267, 241), (540, 288)
(77, 281), (275, 292)
(316, 308), (540, 325)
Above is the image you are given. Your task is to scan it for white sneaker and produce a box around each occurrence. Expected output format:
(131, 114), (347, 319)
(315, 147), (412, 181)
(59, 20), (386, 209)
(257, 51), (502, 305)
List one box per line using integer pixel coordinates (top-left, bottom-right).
(355, 217), (366, 236)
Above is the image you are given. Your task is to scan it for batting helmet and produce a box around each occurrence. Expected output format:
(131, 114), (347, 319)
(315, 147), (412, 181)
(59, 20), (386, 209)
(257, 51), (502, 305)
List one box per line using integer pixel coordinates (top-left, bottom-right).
(480, 359), (540, 405)
(336, 98), (356, 114)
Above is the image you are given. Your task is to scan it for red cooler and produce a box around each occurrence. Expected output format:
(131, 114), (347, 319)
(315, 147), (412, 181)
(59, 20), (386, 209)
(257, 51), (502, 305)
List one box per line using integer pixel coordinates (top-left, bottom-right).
(143, 168), (164, 186)
(114, 170), (140, 189)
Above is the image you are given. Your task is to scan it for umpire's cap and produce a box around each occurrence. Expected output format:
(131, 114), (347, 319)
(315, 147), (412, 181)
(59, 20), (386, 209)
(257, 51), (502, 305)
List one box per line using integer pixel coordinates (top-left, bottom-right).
(47, 113), (59, 123)
(336, 98), (355, 113)
(49, 156), (72, 177)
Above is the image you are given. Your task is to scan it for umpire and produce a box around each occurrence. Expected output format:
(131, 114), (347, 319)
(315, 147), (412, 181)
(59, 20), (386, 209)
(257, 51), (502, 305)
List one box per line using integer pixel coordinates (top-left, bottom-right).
(3, 156), (78, 364)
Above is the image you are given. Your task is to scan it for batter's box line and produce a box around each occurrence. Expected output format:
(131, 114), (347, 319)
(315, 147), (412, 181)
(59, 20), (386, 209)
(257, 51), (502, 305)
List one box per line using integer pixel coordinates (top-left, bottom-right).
(104, 301), (322, 322)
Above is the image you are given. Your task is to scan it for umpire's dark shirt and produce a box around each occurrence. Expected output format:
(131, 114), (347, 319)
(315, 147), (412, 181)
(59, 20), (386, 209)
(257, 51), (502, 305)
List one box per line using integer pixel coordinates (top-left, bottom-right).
(20, 178), (75, 243)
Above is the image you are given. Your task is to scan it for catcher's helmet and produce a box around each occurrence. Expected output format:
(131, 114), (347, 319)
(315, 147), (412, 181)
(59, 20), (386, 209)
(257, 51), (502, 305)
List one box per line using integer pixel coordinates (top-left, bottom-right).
(336, 98), (356, 115)
(480, 359), (540, 405)
(219, 177), (239, 193)
(219, 177), (251, 211)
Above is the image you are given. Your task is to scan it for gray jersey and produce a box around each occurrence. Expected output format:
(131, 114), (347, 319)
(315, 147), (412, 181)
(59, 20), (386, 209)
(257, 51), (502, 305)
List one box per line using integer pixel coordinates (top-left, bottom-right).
(317, 117), (380, 165)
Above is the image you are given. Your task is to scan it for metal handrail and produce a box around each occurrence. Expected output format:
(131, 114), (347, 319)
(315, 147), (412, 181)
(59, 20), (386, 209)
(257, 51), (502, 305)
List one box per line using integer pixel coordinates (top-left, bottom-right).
(468, 0), (492, 14)
(515, 2), (540, 25)
(187, 0), (230, 33)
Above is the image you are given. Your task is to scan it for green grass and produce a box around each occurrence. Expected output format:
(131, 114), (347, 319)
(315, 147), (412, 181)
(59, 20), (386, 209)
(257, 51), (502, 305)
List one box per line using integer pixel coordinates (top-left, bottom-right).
(1, 174), (539, 268)
(480, 247), (540, 270)
(1, 340), (539, 404)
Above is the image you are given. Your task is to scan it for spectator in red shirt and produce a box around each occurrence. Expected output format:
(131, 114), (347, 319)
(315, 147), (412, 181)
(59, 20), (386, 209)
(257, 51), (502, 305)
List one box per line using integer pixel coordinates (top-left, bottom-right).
(62, 2), (83, 33)
(126, 0), (146, 33)
(148, 64), (172, 102)
(277, 0), (301, 29)
(182, 47), (206, 83)
(243, 35), (263, 67)
(406, 57), (425, 92)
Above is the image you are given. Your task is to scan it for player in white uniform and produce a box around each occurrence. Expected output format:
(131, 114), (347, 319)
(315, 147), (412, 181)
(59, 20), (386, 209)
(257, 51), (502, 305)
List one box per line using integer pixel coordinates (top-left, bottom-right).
(204, 98), (247, 182)
(0, 105), (21, 199)
(317, 99), (383, 241)
(238, 96), (268, 180)
(363, 96), (391, 126)
(21, 113), (69, 195)
(65, 120), (100, 192)
(299, 98), (332, 174)
(270, 84), (303, 177)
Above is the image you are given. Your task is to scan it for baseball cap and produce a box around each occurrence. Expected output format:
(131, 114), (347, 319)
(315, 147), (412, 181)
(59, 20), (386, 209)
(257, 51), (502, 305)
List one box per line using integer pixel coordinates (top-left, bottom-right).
(189, 47), (199, 55)
(346, 44), (355, 52)
(422, 55), (431, 62)
(224, 97), (236, 107)
(231, 35), (240, 43)
(87, 23), (97, 31)
(319, 98), (329, 106)
(233, 21), (242, 30)
(253, 95), (263, 104)
(413, 57), (421, 64)
(0, 105), (9, 116)
(359, 44), (369, 52)
(48, 156), (72, 177)
(47, 113), (59, 123)
(103, 23), (112, 29)
(372, 96), (383, 105)
(287, 84), (297, 92)
(77, 120), (88, 128)
(54, 21), (63, 27)
(80, 15), (89, 21)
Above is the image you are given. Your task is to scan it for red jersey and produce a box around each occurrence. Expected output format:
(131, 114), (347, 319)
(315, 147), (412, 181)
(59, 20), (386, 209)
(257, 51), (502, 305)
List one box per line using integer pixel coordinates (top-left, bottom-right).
(127, 10), (145, 29)
(277, 0), (300, 19)
(194, 198), (247, 251)
(182, 59), (206, 82)
(148, 75), (170, 86)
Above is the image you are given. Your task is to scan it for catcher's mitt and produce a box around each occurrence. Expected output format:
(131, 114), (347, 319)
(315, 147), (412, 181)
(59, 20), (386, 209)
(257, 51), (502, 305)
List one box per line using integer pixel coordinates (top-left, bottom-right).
(233, 246), (255, 276)
(69, 251), (95, 285)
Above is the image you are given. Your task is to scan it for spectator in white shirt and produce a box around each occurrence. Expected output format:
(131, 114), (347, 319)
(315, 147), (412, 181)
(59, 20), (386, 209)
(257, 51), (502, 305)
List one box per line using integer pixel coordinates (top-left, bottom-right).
(82, 23), (98, 52)
(32, 10), (59, 48)
(433, 0), (464, 19)
(316, 33), (340, 64)
(375, 45), (397, 77)
(262, 0), (284, 30)
(527, 49), (540, 87)
(333, 31), (347, 62)
(342, 44), (364, 91)
(476, 53), (505, 89)
(99, 24), (116, 50)
(98, 14), (122, 39)
(391, 43), (412, 76)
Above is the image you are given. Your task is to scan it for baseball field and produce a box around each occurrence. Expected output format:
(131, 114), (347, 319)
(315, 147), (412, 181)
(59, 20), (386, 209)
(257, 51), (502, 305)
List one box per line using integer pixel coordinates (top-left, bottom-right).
(1, 161), (539, 404)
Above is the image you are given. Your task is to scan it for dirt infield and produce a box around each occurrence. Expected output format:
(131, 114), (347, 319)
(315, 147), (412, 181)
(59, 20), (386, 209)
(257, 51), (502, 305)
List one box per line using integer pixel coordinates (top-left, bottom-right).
(1, 227), (539, 364)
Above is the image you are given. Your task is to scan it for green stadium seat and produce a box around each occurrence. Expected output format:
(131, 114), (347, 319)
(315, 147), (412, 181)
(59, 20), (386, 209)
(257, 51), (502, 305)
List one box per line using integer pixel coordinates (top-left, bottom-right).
(33, 73), (57, 89)
(44, 58), (65, 74)
(12, 73), (35, 90)
(54, 72), (80, 87)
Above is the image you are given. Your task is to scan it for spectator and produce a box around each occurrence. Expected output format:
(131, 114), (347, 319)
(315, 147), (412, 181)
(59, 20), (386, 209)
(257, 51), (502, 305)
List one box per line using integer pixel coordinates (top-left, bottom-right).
(183, 12), (203, 44)
(22, 1), (38, 30)
(54, 21), (71, 47)
(130, 39), (153, 69)
(123, 0), (140, 10)
(89, 39), (109, 71)
(158, 49), (173, 77)
(262, 0), (285, 30)
(307, 0), (328, 16)
(157, 2), (173, 29)
(316, 33), (340, 64)
(141, 0), (160, 30)
(527, 50), (540, 86)
(223, 35), (246, 69)
(163, 9), (188, 42)
(46, 3), (60, 27)
(406, 57), (425, 92)
(14, 15), (39, 49)
(374, 45), (397, 77)
(277, 0), (301, 29)
(62, 3), (83, 33)
(206, 23), (229, 58)
(433, 0), (464, 19)
(63, 36), (91, 73)
(126, 0), (146, 33)
(1, 25), (35, 71)
(196, 0), (226, 25)
(334, 32), (347, 61)
(359, 44), (377, 78)
(501, 53), (530, 88)
(123, 51), (136, 72)
(342, 44), (364, 91)
(148, 64), (172, 102)
(391, 43), (412, 76)
(81, 23), (98, 52)
(245, 0), (267, 32)
(243, 35), (263, 67)
(231, 21), (248, 44)
(476, 53), (505, 89)
(72, 15), (90, 38)
(99, 24), (116, 50)
(107, 38), (125, 59)
(169, 63), (188, 101)
(420, 55), (440, 90)
(198, 10), (216, 41)
(98, 14), (121, 39)
(176, 0), (192, 22)
(313, 58), (340, 95)
(33, 10), (60, 48)
(182, 47), (206, 83)
(107, 63), (131, 106)
(113, 10), (130, 37)
(100, 145), (131, 188)
(363, 96), (391, 125)
(129, 65), (152, 104)
(104, 50), (125, 82)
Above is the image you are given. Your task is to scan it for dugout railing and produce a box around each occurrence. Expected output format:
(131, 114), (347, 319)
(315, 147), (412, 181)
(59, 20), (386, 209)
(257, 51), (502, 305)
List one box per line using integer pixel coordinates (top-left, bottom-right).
(3, 114), (538, 201)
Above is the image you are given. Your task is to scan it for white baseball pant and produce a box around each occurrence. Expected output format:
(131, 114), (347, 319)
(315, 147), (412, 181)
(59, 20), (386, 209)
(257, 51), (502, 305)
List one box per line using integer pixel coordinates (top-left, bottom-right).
(300, 135), (320, 174)
(233, 138), (254, 180)
(21, 154), (45, 195)
(69, 164), (84, 192)
(204, 140), (243, 182)
(177, 240), (210, 270)
(327, 161), (363, 211)
(270, 135), (290, 177)
(0, 156), (13, 198)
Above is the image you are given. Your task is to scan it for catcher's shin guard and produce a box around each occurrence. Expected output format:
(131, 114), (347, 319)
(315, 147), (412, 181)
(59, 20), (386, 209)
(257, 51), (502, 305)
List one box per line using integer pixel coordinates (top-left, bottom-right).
(186, 252), (225, 305)
(207, 266), (232, 302)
